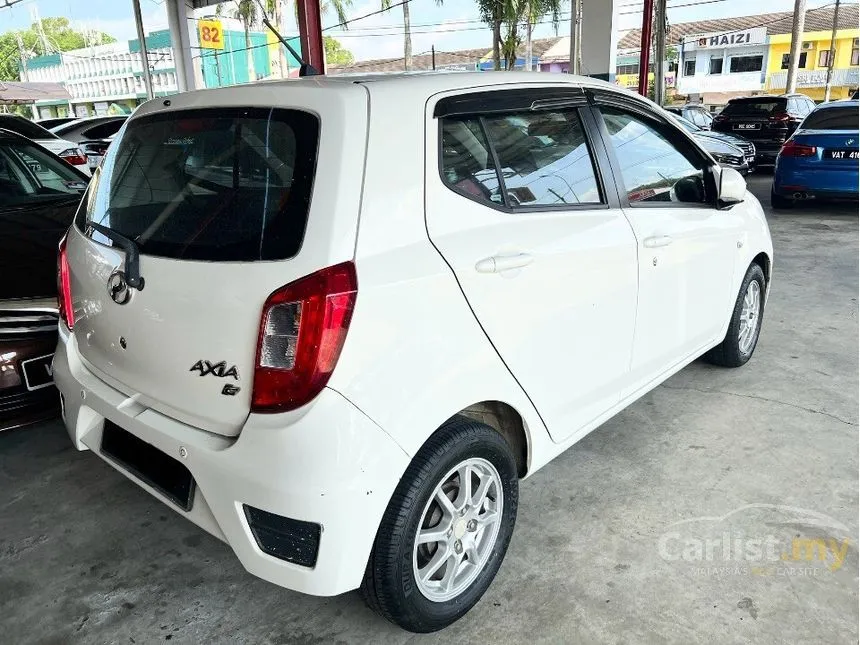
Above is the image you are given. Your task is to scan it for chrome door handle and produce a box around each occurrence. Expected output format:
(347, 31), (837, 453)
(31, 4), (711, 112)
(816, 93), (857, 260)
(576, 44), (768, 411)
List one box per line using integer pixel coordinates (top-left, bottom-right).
(475, 253), (534, 274)
(643, 235), (673, 248)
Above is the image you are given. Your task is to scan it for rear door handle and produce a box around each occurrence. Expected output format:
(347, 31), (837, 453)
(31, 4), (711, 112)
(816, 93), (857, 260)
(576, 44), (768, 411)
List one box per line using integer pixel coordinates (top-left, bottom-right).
(643, 235), (673, 248)
(475, 253), (534, 274)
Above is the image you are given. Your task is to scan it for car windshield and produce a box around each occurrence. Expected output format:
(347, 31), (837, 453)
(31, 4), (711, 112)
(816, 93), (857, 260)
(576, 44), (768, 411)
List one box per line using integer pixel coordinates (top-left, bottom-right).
(721, 100), (785, 116)
(0, 116), (59, 140)
(80, 107), (320, 262)
(801, 106), (859, 130)
(674, 115), (701, 133)
(0, 138), (88, 207)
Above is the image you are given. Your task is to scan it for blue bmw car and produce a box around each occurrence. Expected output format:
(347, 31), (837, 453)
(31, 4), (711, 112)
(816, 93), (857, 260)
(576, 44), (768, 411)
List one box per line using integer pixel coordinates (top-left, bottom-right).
(772, 100), (858, 209)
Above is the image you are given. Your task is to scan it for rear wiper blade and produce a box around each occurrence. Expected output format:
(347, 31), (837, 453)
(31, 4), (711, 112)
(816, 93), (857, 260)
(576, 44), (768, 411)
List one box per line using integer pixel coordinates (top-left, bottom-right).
(87, 222), (145, 290)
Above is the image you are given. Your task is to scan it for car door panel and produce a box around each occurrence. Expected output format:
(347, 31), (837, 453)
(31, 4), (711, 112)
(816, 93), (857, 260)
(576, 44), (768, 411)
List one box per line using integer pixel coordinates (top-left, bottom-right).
(593, 101), (742, 390)
(426, 97), (639, 443)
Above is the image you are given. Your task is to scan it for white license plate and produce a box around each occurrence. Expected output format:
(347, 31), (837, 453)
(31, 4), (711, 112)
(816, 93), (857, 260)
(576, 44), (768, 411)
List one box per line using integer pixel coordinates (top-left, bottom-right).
(21, 353), (55, 391)
(734, 123), (761, 130)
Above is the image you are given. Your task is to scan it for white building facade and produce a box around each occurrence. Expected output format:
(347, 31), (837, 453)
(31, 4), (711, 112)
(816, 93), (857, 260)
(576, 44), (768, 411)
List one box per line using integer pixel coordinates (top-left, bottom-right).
(676, 27), (771, 102)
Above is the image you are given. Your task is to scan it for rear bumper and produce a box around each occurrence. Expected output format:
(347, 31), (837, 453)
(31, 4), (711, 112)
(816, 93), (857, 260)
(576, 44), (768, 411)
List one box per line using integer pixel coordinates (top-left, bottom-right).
(54, 325), (409, 596)
(774, 163), (859, 200)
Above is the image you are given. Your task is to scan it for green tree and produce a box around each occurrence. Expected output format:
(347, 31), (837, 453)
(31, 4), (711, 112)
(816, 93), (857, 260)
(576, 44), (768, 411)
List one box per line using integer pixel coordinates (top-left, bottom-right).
(520, 0), (562, 71)
(476, 0), (507, 71)
(0, 18), (116, 82)
(218, 1), (259, 82)
(381, 0), (443, 72)
(324, 36), (353, 66)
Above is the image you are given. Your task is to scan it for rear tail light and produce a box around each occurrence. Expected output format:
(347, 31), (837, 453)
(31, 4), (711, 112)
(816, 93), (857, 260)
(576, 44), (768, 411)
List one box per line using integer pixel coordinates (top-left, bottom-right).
(252, 262), (357, 413)
(769, 112), (792, 123)
(713, 114), (727, 122)
(779, 140), (817, 157)
(57, 234), (75, 329)
(58, 148), (87, 166)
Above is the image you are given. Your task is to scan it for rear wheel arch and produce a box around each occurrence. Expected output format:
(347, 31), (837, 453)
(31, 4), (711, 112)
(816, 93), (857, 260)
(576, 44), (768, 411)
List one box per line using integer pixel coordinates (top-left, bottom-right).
(453, 401), (530, 478)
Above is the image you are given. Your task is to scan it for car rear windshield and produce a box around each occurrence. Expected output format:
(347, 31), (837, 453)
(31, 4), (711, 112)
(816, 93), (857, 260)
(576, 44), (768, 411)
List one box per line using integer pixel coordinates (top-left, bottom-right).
(721, 99), (786, 116)
(79, 107), (319, 262)
(0, 116), (59, 140)
(802, 106), (859, 130)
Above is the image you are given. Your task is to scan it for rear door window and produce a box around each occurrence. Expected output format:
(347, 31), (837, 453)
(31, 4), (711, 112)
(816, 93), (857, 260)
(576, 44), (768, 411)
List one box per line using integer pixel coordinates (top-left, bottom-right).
(802, 107), (859, 130)
(80, 107), (319, 261)
(722, 100), (785, 116)
(440, 108), (603, 208)
(0, 140), (87, 207)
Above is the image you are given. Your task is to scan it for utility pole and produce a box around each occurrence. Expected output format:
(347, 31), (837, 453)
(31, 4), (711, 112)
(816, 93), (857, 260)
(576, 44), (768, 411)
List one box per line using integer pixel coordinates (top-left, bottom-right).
(823, 0), (841, 102)
(785, 0), (807, 94)
(653, 0), (668, 105)
(569, 0), (582, 74)
(431, 45), (436, 71)
(637, 0), (655, 96)
(132, 0), (154, 100)
(31, 6), (52, 54)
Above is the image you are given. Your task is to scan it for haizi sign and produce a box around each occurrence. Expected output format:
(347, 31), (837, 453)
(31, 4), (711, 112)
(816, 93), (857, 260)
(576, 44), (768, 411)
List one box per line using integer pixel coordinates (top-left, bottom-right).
(686, 27), (767, 50)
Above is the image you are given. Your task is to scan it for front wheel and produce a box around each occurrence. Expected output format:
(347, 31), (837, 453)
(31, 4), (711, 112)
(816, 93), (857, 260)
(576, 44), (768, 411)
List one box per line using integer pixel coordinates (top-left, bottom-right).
(360, 416), (518, 633)
(706, 263), (766, 367)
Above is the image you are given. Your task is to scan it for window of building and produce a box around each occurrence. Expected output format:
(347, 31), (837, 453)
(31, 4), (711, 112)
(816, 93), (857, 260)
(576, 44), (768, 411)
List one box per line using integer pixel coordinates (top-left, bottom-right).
(729, 55), (763, 73)
(818, 49), (833, 67)
(684, 58), (696, 76)
(781, 52), (808, 69)
(852, 47), (859, 66)
(709, 57), (723, 74)
(616, 64), (640, 75)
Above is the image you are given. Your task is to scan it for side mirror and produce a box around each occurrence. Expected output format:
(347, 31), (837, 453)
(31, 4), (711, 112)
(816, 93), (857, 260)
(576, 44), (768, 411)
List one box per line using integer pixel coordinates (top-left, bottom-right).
(718, 167), (746, 207)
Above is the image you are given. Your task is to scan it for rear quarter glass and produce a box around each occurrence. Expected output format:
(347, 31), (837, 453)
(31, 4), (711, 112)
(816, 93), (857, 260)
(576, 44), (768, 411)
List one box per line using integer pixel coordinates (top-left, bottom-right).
(78, 107), (320, 262)
(802, 107), (860, 130)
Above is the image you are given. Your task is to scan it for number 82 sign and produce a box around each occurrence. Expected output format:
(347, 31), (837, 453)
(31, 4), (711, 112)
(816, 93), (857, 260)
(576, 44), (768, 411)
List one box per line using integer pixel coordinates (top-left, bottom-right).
(198, 19), (224, 50)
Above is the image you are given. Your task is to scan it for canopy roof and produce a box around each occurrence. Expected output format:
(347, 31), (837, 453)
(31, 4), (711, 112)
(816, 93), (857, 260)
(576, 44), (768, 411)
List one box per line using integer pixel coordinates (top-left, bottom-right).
(0, 82), (71, 105)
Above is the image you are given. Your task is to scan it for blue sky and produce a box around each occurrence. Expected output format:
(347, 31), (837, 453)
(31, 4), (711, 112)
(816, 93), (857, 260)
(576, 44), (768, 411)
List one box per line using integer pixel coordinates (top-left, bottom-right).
(0, 0), (844, 62)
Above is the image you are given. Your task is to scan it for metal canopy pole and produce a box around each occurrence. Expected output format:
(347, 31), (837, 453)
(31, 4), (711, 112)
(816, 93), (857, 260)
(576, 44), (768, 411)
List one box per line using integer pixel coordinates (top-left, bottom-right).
(637, 0), (655, 96)
(132, 0), (154, 100)
(653, 0), (667, 105)
(296, 0), (325, 74)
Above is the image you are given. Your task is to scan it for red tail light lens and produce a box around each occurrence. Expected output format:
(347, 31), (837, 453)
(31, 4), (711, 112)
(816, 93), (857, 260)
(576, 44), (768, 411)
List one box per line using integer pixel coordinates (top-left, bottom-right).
(58, 148), (87, 166)
(779, 140), (817, 157)
(252, 262), (357, 413)
(769, 112), (792, 123)
(57, 234), (75, 329)
(713, 114), (728, 122)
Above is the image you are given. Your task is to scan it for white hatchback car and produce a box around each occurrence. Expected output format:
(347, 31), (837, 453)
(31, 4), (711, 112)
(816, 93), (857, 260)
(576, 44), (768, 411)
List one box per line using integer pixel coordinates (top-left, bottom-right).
(54, 73), (772, 632)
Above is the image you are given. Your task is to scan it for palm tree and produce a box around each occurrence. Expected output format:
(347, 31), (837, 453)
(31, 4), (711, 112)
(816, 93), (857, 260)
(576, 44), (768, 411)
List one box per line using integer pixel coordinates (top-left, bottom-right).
(381, 0), (443, 72)
(216, 1), (258, 82)
(522, 0), (562, 71)
(477, 0), (506, 70)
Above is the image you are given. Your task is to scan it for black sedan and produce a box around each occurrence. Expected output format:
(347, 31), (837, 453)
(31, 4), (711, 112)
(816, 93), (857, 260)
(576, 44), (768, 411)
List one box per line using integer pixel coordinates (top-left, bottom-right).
(672, 114), (756, 174)
(0, 128), (88, 431)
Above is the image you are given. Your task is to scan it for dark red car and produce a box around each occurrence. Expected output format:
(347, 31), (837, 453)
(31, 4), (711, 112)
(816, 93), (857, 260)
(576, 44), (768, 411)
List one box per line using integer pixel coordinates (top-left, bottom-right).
(0, 128), (88, 430)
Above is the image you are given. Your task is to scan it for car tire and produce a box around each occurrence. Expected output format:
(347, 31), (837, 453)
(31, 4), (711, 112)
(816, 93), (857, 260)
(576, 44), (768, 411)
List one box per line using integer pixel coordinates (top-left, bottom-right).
(771, 189), (794, 209)
(360, 415), (519, 633)
(706, 263), (766, 368)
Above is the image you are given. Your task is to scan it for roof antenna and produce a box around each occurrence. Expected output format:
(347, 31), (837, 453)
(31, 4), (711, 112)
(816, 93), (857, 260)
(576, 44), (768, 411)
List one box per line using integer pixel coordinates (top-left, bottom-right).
(260, 15), (320, 77)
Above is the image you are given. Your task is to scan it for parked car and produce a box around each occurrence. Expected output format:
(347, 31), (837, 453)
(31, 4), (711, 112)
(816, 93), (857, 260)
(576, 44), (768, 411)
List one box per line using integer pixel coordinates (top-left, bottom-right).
(711, 94), (816, 164)
(0, 128), (88, 431)
(54, 74), (773, 633)
(671, 114), (754, 174)
(37, 116), (77, 130)
(0, 115), (90, 176)
(771, 99), (859, 208)
(665, 104), (714, 129)
(51, 116), (127, 172)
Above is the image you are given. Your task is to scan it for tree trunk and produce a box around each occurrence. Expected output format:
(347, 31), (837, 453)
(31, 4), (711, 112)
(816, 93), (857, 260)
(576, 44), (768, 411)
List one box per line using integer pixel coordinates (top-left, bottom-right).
(525, 20), (533, 71)
(403, 1), (413, 71)
(244, 23), (256, 82)
(275, 0), (289, 77)
(492, 20), (502, 70)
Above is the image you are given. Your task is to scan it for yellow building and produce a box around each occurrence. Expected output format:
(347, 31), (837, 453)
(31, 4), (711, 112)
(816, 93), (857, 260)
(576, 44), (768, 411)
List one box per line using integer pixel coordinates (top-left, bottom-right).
(766, 28), (859, 101)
